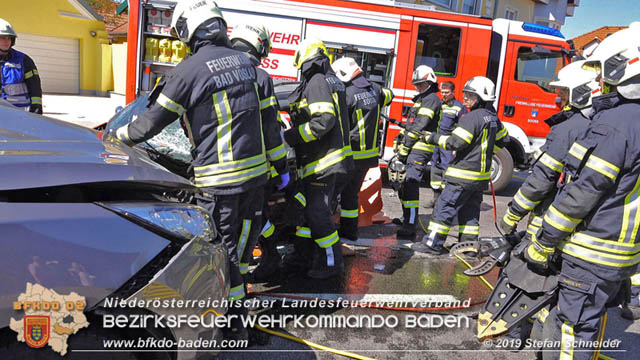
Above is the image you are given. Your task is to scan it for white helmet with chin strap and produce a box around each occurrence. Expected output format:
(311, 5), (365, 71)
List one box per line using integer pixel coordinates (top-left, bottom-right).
(588, 22), (640, 99)
(463, 76), (496, 102)
(412, 65), (437, 85)
(230, 24), (272, 59)
(171, 0), (226, 43)
(0, 18), (17, 47)
(331, 57), (363, 83)
(550, 60), (601, 109)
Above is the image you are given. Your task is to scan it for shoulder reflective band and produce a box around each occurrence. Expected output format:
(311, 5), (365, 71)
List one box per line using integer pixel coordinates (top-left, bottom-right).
(260, 96), (278, 110)
(496, 127), (508, 140)
(213, 90), (234, 163)
(428, 221), (451, 235)
(438, 135), (450, 150)
(585, 154), (619, 180)
(480, 128), (489, 173)
(568, 142), (588, 161)
(228, 284), (245, 301)
(295, 226), (311, 238)
(459, 225), (479, 235)
(539, 153), (563, 173)
(294, 192), (307, 207)
(267, 143), (286, 161)
(309, 101), (335, 116)
(544, 205), (581, 233)
(157, 93), (186, 116)
(445, 167), (490, 181)
(30, 96), (42, 105)
(299, 122), (317, 143)
(417, 107), (435, 118)
(194, 153), (267, 176)
(514, 189), (541, 211)
(356, 108), (366, 151)
(452, 126), (474, 144)
(315, 230), (339, 248)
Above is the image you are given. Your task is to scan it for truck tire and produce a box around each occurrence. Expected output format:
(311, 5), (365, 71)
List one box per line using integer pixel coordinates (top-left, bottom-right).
(487, 148), (514, 194)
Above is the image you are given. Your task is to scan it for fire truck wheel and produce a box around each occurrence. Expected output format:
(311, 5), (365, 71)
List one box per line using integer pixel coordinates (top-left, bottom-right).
(487, 148), (514, 194)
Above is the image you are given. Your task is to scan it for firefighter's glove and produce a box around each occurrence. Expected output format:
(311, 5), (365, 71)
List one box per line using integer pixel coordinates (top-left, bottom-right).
(112, 125), (135, 146)
(397, 144), (410, 163)
(423, 132), (436, 144)
(523, 238), (555, 272)
(277, 172), (290, 191)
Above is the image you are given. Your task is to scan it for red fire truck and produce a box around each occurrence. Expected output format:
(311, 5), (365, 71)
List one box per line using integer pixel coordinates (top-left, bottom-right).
(125, 0), (571, 192)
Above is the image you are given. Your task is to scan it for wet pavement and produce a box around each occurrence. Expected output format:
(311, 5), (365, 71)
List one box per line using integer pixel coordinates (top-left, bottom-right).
(215, 174), (639, 360)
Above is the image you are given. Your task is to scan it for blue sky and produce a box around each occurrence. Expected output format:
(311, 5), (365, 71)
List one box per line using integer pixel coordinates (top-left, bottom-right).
(562, 0), (640, 39)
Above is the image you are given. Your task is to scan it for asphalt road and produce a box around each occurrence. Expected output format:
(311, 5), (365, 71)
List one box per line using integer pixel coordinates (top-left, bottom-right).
(216, 171), (639, 360)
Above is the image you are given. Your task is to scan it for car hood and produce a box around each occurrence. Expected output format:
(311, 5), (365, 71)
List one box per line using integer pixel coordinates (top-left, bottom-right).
(0, 107), (195, 191)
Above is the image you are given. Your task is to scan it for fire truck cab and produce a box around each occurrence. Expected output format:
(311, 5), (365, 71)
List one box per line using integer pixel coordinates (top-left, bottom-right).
(125, 0), (571, 192)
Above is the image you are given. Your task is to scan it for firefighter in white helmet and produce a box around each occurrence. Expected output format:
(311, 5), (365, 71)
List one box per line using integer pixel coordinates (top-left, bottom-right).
(331, 57), (393, 240)
(530, 23), (640, 359)
(416, 76), (508, 254)
(230, 23), (289, 282)
(113, 0), (265, 342)
(394, 65), (441, 239)
(0, 18), (42, 114)
(281, 37), (353, 279)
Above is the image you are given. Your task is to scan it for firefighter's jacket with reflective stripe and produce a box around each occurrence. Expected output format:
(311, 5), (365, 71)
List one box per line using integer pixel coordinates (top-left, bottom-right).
(254, 60), (287, 176)
(507, 109), (590, 221)
(345, 75), (393, 168)
(401, 87), (441, 154)
(431, 104), (508, 191)
(284, 56), (352, 181)
(0, 49), (42, 111)
(438, 98), (466, 135)
(538, 93), (640, 280)
(120, 44), (267, 194)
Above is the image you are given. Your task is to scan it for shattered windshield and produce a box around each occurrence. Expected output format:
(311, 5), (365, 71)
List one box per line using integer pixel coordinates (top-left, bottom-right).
(106, 95), (192, 165)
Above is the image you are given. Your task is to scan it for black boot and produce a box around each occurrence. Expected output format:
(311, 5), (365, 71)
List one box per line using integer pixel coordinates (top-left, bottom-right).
(621, 303), (640, 320)
(307, 242), (344, 279)
(250, 238), (280, 282)
(412, 236), (448, 255)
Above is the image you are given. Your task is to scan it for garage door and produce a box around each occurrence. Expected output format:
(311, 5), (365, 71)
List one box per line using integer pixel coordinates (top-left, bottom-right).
(13, 33), (80, 94)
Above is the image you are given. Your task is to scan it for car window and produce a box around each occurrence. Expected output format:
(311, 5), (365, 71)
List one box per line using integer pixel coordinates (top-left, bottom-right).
(514, 47), (564, 92)
(106, 95), (192, 164)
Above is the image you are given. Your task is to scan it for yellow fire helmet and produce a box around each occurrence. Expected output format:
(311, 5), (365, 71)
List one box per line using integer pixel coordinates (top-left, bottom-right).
(293, 37), (328, 69)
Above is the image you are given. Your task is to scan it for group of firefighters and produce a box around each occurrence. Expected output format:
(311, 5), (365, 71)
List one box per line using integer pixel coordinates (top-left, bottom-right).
(3, 0), (639, 357)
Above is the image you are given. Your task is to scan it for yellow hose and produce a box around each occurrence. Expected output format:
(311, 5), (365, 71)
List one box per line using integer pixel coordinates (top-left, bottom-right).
(417, 216), (495, 291)
(255, 325), (378, 360)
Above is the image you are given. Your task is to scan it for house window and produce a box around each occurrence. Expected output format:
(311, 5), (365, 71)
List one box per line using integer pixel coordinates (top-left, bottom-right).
(461, 0), (479, 15)
(414, 23), (461, 77)
(429, 0), (453, 9)
(505, 8), (518, 20)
